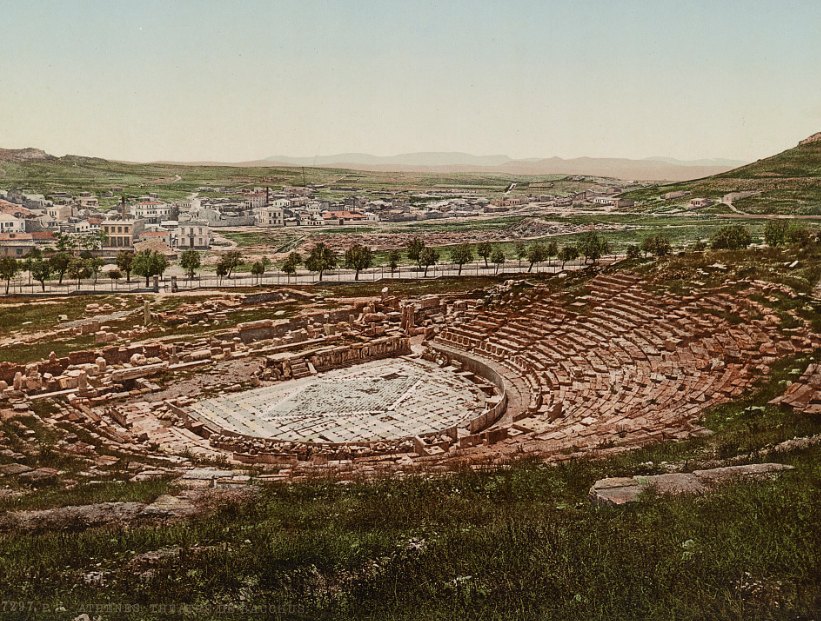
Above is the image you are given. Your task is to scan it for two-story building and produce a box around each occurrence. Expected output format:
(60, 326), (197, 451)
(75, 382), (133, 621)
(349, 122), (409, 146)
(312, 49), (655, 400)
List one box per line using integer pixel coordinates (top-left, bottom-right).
(131, 201), (171, 224)
(101, 219), (145, 249)
(175, 223), (211, 249)
(254, 206), (285, 227)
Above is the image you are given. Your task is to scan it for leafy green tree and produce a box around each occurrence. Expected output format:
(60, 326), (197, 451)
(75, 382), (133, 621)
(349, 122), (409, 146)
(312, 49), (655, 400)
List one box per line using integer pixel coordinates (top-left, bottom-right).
(406, 237), (425, 269)
(116, 250), (135, 283)
(132, 250), (169, 286)
(526, 242), (548, 272)
(546, 240), (559, 266)
(250, 260), (265, 282)
(107, 269), (122, 284)
(344, 243), (373, 281)
(305, 243), (337, 281)
(50, 252), (71, 284)
(67, 257), (91, 286)
(449, 243), (474, 275)
(476, 241), (493, 267)
(217, 250), (244, 278)
(515, 241), (527, 267)
(30, 258), (51, 292)
(641, 234), (672, 257)
(87, 256), (104, 283)
(281, 252), (302, 280)
(0, 257), (19, 294)
(787, 224), (816, 248)
(419, 246), (439, 276)
(387, 249), (401, 273)
(626, 244), (641, 259)
(80, 231), (105, 252)
(558, 245), (579, 269)
(53, 231), (77, 254)
(710, 225), (752, 250)
(764, 220), (789, 247)
(579, 231), (609, 263)
(491, 247), (506, 274)
(22, 248), (42, 285)
(180, 250), (201, 279)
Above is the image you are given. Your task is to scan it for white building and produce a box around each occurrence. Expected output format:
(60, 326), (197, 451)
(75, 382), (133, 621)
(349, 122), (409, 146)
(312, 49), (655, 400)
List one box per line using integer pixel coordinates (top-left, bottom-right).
(47, 204), (73, 222)
(131, 201), (171, 223)
(175, 222), (211, 249)
(254, 206), (284, 227)
(0, 214), (25, 233)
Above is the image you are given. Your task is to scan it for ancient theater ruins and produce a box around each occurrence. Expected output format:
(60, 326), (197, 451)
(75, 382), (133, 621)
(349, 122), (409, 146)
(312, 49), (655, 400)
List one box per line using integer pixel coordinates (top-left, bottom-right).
(1, 268), (818, 480)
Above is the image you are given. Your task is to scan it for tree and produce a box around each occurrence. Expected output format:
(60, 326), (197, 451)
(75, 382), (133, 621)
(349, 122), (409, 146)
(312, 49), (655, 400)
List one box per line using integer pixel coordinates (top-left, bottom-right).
(406, 237), (425, 269)
(344, 243), (373, 281)
(67, 257), (91, 286)
(217, 250), (244, 279)
(578, 231), (609, 263)
(0, 257), (19, 294)
(116, 250), (135, 283)
(180, 250), (201, 279)
(476, 241), (493, 267)
(387, 249), (401, 273)
(710, 225), (752, 250)
(764, 220), (789, 247)
(419, 246), (439, 276)
(132, 250), (169, 287)
(30, 258), (51, 292)
(526, 242), (548, 272)
(490, 247), (506, 274)
(626, 244), (641, 260)
(515, 242), (527, 268)
(305, 243), (337, 281)
(53, 231), (77, 254)
(87, 256), (104, 283)
(79, 230), (105, 252)
(641, 234), (672, 258)
(23, 248), (42, 285)
(260, 256), (272, 271)
(546, 240), (559, 266)
(281, 252), (302, 281)
(449, 243), (473, 276)
(107, 269), (122, 284)
(50, 252), (71, 285)
(250, 261), (265, 282)
(558, 245), (579, 269)
(787, 224), (816, 248)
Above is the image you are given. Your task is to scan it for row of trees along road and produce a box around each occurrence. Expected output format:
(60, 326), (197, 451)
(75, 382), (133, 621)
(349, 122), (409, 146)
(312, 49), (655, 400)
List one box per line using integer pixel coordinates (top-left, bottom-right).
(7, 223), (814, 293)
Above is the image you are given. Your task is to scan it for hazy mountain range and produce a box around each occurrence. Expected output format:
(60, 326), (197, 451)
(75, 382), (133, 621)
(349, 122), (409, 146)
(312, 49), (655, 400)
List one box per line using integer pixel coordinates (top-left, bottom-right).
(256, 152), (747, 181)
(0, 147), (747, 182)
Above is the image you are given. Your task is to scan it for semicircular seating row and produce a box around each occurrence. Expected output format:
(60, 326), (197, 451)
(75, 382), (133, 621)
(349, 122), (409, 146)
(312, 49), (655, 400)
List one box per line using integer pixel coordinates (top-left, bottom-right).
(435, 272), (818, 454)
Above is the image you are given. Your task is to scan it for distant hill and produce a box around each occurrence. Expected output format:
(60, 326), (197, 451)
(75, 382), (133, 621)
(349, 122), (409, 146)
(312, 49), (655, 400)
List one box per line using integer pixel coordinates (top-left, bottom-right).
(259, 152), (745, 182)
(0, 147), (54, 163)
(625, 133), (821, 215)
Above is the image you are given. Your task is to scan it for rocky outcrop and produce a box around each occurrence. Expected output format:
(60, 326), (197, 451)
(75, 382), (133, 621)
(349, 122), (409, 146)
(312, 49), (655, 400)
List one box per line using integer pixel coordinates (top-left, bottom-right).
(589, 463), (794, 506)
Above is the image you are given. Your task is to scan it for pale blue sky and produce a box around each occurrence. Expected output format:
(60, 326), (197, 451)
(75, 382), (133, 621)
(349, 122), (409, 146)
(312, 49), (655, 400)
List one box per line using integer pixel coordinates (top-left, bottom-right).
(1, 0), (819, 162)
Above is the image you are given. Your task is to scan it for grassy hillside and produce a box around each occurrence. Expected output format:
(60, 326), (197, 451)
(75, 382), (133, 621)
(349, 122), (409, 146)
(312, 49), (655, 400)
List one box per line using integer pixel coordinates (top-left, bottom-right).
(625, 135), (821, 215)
(0, 154), (621, 207)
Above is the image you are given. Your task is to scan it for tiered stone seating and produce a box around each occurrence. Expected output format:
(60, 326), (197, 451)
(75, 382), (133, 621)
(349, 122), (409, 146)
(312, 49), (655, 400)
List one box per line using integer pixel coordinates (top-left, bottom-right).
(434, 271), (818, 455)
(770, 363), (821, 414)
